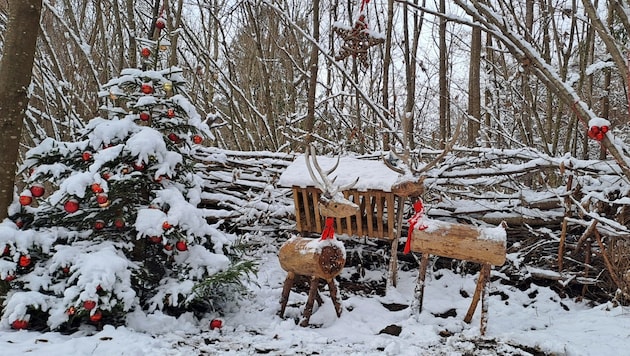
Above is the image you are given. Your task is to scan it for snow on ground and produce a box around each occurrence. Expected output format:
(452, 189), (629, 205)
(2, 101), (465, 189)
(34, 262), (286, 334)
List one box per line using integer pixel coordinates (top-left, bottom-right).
(2, 241), (630, 355)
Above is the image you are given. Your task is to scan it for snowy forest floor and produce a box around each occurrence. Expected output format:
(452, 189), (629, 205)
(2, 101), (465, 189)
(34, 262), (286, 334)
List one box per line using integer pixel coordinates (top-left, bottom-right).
(1, 232), (630, 355)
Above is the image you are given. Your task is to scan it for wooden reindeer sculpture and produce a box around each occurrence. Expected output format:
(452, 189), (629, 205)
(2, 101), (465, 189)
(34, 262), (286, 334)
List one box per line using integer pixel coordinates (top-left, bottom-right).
(385, 119), (506, 335)
(278, 146), (359, 326)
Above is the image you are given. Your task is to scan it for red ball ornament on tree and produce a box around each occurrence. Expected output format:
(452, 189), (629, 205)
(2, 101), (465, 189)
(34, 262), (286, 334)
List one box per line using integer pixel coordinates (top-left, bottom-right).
(175, 240), (188, 251)
(141, 47), (151, 58)
(64, 199), (80, 213)
(30, 183), (45, 198)
(19, 192), (32, 206)
(164, 243), (173, 251)
(66, 306), (76, 315)
(156, 17), (166, 29)
(83, 300), (96, 310)
(192, 135), (203, 144)
(114, 218), (125, 229)
(14, 218), (24, 229)
(91, 183), (104, 193)
(168, 133), (179, 142)
(210, 319), (223, 330)
(5, 274), (16, 282)
(94, 220), (105, 230)
(162, 221), (172, 230)
(134, 162), (145, 171)
(62, 265), (70, 275)
(148, 236), (162, 244)
(19, 255), (31, 268)
(141, 83), (153, 94)
(82, 151), (93, 161)
(167, 108), (176, 118)
(11, 319), (28, 330)
(102, 171), (112, 181)
(96, 193), (110, 208)
(2, 244), (9, 256)
(90, 310), (103, 322)
(140, 112), (151, 122)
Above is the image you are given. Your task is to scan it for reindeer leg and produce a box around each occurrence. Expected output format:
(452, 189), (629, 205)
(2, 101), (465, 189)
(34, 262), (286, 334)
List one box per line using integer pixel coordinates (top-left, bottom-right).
(300, 276), (320, 327)
(326, 278), (343, 317)
(413, 253), (430, 315)
(464, 264), (490, 324)
(279, 272), (295, 318)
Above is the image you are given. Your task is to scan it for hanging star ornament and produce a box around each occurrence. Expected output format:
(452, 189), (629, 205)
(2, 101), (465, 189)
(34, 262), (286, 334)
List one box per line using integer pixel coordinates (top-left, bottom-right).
(334, 13), (384, 68)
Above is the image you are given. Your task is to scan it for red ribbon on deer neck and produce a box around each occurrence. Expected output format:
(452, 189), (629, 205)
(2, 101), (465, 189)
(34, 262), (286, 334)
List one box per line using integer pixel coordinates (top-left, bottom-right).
(404, 200), (428, 254)
(321, 217), (335, 240)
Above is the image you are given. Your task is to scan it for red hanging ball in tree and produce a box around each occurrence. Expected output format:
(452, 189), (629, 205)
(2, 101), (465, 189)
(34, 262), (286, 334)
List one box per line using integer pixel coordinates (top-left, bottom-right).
(2, 244), (9, 256)
(210, 319), (223, 330)
(11, 319), (29, 330)
(141, 47), (151, 58)
(162, 221), (172, 230)
(139, 112), (151, 122)
(168, 133), (179, 142)
(164, 243), (173, 251)
(102, 171), (112, 180)
(14, 218), (24, 229)
(83, 300), (96, 310)
(94, 220), (105, 230)
(134, 162), (145, 171)
(141, 83), (153, 94)
(62, 265), (70, 275)
(91, 183), (104, 193)
(114, 218), (125, 229)
(96, 193), (110, 208)
(601, 125), (609, 133)
(82, 151), (92, 161)
(19, 193), (32, 206)
(30, 183), (45, 198)
(156, 17), (167, 29)
(176, 240), (188, 251)
(167, 108), (176, 118)
(90, 310), (103, 322)
(64, 199), (80, 213)
(5, 274), (16, 282)
(192, 135), (203, 144)
(66, 306), (76, 315)
(148, 236), (162, 244)
(19, 255), (31, 267)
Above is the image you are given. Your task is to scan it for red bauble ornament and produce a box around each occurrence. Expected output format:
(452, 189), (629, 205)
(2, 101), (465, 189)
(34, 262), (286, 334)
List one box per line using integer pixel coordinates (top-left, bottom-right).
(14, 218), (24, 229)
(2, 245), (9, 256)
(82, 151), (93, 161)
(96, 193), (110, 208)
(30, 183), (45, 198)
(210, 319), (223, 330)
(156, 17), (166, 29)
(83, 300), (96, 310)
(192, 135), (203, 144)
(167, 108), (176, 118)
(140, 112), (151, 122)
(134, 162), (145, 171)
(175, 241), (188, 251)
(11, 319), (28, 330)
(19, 193), (32, 206)
(141, 83), (153, 94)
(102, 171), (112, 180)
(114, 218), (125, 229)
(90, 310), (103, 322)
(94, 220), (105, 230)
(162, 221), (172, 230)
(62, 265), (70, 274)
(64, 199), (80, 213)
(67, 306), (76, 315)
(148, 236), (162, 244)
(601, 125), (609, 133)
(19, 255), (31, 267)
(91, 183), (104, 193)
(5, 274), (16, 282)
(164, 243), (173, 251)
(168, 133), (179, 142)
(141, 47), (151, 58)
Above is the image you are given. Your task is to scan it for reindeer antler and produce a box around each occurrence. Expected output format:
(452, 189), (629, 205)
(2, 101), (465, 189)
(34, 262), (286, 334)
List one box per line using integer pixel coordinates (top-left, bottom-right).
(304, 145), (359, 218)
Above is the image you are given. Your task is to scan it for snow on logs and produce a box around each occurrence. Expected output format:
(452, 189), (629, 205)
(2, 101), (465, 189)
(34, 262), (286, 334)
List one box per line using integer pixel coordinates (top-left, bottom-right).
(409, 219), (507, 266)
(278, 237), (346, 281)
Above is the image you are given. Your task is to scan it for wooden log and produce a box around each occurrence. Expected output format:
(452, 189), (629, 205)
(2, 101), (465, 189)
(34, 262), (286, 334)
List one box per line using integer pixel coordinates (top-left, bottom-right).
(409, 220), (507, 266)
(278, 236), (346, 281)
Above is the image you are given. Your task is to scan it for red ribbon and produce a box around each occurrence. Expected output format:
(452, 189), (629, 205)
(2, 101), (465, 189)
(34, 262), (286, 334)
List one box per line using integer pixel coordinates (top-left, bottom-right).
(404, 200), (428, 254)
(321, 217), (335, 240)
(360, 0), (370, 12)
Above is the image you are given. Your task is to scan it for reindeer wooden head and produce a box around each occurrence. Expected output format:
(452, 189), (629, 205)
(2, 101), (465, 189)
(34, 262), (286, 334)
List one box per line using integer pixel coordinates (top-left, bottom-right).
(385, 118), (463, 197)
(305, 146), (359, 218)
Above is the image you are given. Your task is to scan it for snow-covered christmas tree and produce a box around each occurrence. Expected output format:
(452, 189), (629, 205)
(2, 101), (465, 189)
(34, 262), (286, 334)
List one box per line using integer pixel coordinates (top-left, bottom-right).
(0, 32), (253, 331)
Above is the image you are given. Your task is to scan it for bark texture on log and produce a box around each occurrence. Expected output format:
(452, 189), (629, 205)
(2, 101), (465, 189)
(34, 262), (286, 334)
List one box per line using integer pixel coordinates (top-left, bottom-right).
(278, 237), (346, 280)
(410, 221), (506, 266)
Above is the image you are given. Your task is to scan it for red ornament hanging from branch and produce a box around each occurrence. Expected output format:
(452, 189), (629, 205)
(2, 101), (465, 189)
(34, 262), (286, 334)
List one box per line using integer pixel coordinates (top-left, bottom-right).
(333, 0), (384, 68)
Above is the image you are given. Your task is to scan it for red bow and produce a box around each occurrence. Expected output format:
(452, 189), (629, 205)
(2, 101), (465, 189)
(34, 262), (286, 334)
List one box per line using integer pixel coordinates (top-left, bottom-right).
(321, 217), (335, 240)
(404, 200), (428, 254)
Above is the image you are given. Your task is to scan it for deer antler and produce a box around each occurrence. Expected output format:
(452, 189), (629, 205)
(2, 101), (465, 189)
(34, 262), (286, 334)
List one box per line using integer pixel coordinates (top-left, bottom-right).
(304, 145), (359, 218)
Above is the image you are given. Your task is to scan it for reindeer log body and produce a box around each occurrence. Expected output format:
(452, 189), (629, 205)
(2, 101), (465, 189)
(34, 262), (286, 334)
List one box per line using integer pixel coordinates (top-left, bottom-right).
(409, 221), (506, 266)
(279, 236), (346, 280)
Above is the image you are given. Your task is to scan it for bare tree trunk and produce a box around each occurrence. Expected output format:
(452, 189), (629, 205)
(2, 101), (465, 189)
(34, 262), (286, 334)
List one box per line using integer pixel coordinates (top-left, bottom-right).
(127, 0), (138, 68)
(467, 23), (481, 146)
(0, 0), (42, 218)
(304, 0), (320, 145)
(438, 0), (448, 148)
(382, 0), (394, 150)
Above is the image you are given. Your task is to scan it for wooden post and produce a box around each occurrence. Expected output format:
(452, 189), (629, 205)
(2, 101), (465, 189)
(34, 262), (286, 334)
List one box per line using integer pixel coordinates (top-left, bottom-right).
(413, 253), (430, 315)
(387, 197), (405, 288)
